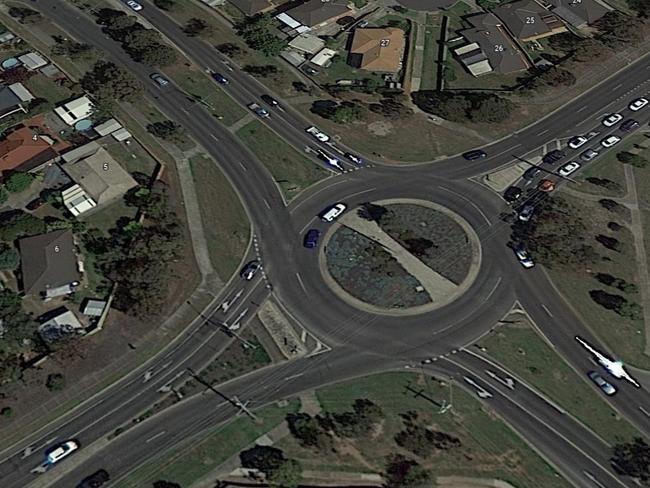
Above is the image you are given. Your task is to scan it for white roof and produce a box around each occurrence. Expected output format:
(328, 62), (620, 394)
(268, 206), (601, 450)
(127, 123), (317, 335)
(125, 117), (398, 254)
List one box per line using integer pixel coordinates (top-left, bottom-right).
(62, 184), (97, 216)
(467, 59), (493, 76)
(39, 310), (83, 332)
(276, 12), (302, 28)
(454, 42), (481, 55)
(310, 48), (337, 67)
(0, 32), (15, 43)
(94, 118), (122, 136)
(8, 82), (34, 102)
(54, 96), (94, 126)
(288, 34), (325, 54)
(82, 299), (107, 316)
(111, 128), (132, 141)
(18, 52), (47, 70)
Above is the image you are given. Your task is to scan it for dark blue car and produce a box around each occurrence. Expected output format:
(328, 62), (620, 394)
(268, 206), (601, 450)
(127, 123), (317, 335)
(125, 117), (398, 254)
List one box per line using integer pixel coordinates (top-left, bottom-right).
(212, 72), (229, 84)
(304, 229), (320, 248)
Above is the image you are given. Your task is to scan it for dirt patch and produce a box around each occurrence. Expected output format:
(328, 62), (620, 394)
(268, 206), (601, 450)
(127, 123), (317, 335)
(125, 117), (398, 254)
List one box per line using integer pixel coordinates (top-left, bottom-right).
(367, 121), (393, 137)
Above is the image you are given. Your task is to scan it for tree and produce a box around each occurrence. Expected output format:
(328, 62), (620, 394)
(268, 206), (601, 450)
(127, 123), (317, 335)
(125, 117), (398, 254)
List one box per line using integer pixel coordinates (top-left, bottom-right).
(594, 11), (644, 48)
(599, 199), (621, 212)
(595, 234), (620, 251)
(0, 288), (36, 357)
(411, 90), (514, 123)
(152, 482), (181, 488)
(8, 6), (42, 24)
(0, 243), (19, 270)
(617, 151), (648, 168)
(45, 373), (65, 391)
(403, 238), (434, 257)
(183, 18), (210, 37)
(608, 221), (623, 232)
(589, 289), (628, 313)
(328, 399), (384, 438)
(586, 177), (621, 191)
(242, 64), (278, 77)
(153, 0), (177, 10)
(147, 121), (185, 143)
(82, 61), (143, 106)
(330, 103), (364, 124)
(395, 425), (435, 457)
(137, 44), (177, 66)
(384, 454), (431, 488)
(267, 459), (302, 488)
(627, 0), (650, 17)
(358, 202), (388, 222)
(237, 14), (287, 56)
(51, 40), (96, 61)
(529, 66), (576, 89)
(0, 210), (46, 241)
(216, 43), (242, 57)
(612, 437), (650, 482)
(240, 445), (286, 475)
(286, 413), (333, 451)
(4, 172), (34, 193)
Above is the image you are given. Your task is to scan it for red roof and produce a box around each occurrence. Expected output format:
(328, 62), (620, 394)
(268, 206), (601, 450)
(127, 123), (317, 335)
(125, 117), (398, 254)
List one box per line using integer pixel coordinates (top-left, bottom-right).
(0, 126), (57, 173)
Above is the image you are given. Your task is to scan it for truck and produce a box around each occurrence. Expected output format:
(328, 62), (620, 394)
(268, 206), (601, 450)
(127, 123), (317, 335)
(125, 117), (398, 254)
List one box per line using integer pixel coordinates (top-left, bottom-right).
(248, 103), (269, 118)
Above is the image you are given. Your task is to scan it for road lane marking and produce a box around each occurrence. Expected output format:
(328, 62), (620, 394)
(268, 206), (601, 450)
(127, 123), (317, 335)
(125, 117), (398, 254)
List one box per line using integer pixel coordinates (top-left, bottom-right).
(541, 304), (553, 317)
(346, 187), (377, 199)
(536, 129), (549, 136)
(145, 431), (167, 443)
(613, 83), (622, 91)
(298, 217), (317, 235)
(238, 161), (247, 171)
(296, 273), (307, 293)
(289, 178), (348, 214)
(263, 198), (271, 210)
(437, 186), (491, 226)
(284, 373), (304, 381)
(483, 277), (502, 304)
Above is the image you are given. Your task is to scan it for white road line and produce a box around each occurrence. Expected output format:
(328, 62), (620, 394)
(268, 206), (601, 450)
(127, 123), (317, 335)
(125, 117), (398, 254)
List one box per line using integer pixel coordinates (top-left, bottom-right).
(346, 187), (377, 199)
(145, 431), (166, 443)
(536, 129), (549, 136)
(613, 83), (622, 91)
(210, 134), (220, 142)
(263, 198), (271, 210)
(577, 106), (589, 113)
(284, 373), (304, 381)
(238, 161), (247, 171)
(437, 186), (492, 226)
(483, 277), (502, 304)
(289, 178), (348, 214)
(296, 272), (307, 293)
(541, 304), (553, 317)
(639, 406), (650, 418)
(298, 217), (317, 235)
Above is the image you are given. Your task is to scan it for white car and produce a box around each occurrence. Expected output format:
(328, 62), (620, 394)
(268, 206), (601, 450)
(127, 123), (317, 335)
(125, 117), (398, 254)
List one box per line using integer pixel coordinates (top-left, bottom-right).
(514, 245), (534, 269)
(45, 440), (79, 464)
(568, 136), (587, 150)
(558, 161), (580, 177)
(306, 126), (330, 143)
(601, 113), (623, 127)
(321, 203), (346, 222)
(124, 0), (143, 11)
(600, 135), (621, 148)
(629, 97), (649, 111)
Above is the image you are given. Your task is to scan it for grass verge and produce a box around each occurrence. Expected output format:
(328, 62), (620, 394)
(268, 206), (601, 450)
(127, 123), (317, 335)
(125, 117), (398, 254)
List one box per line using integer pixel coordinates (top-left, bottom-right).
(189, 154), (250, 280)
(419, 14), (441, 91)
(480, 312), (640, 444)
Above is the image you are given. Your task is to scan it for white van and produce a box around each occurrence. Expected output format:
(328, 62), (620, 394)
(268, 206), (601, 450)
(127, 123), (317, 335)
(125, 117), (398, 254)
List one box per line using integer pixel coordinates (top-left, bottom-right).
(321, 203), (346, 222)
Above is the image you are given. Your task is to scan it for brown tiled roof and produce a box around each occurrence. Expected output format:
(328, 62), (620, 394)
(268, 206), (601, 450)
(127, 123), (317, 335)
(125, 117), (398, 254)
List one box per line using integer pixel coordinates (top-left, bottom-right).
(0, 126), (58, 174)
(348, 28), (406, 73)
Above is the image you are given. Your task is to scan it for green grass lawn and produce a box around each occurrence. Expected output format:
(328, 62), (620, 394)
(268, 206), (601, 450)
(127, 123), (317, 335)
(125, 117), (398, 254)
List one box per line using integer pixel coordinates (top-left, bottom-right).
(104, 139), (159, 179)
(277, 372), (569, 487)
(236, 121), (329, 201)
(83, 199), (137, 235)
(568, 148), (628, 198)
(419, 14), (442, 91)
(24, 73), (75, 106)
(114, 400), (301, 488)
(188, 154), (250, 280)
(480, 314), (640, 444)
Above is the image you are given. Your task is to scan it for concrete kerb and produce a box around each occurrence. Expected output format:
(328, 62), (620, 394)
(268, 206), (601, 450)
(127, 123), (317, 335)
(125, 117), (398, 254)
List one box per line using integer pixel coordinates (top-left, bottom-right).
(318, 198), (482, 316)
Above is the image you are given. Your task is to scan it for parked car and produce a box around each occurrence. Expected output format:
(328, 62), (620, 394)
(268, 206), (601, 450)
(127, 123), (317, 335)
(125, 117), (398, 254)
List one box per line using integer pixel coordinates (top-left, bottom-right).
(518, 205), (534, 222)
(123, 0), (143, 11)
(26, 197), (46, 211)
(567, 136), (588, 150)
(503, 186), (522, 203)
(321, 203), (346, 222)
(150, 73), (169, 87)
(303, 229), (320, 248)
(587, 371), (617, 396)
(77, 469), (110, 488)
(629, 97), (649, 111)
(240, 260), (261, 281)
(357, 19), (369, 28)
(580, 148), (599, 161)
(303, 66), (319, 75)
(345, 152), (363, 165)
(558, 161), (580, 177)
(247, 103), (269, 118)
(45, 440), (79, 464)
(602, 113), (623, 127)
(620, 119), (640, 131)
(542, 149), (565, 164)
(261, 94), (280, 107)
(513, 243), (534, 268)
(601, 135), (621, 148)
(306, 126), (330, 142)
(462, 149), (487, 161)
(522, 166), (541, 180)
(538, 179), (555, 192)
(211, 72), (229, 84)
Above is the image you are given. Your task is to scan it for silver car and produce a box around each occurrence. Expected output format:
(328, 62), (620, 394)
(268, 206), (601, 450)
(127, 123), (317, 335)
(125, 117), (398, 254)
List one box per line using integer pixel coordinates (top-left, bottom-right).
(587, 371), (616, 396)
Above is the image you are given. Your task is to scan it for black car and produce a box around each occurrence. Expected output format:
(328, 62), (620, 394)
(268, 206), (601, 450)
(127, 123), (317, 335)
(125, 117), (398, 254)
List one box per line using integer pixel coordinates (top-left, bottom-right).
(26, 197), (46, 211)
(304, 229), (320, 248)
(261, 94), (279, 107)
(522, 166), (541, 180)
(344, 152), (363, 165)
(620, 119), (639, 131)
(462, 149), (487, 161)
(240, 260), (261, 281)
(77, 469), (109, 488)
(542, 149), (565, 164)
(503, 186), (522, 203)
(211, 72), (229, 84)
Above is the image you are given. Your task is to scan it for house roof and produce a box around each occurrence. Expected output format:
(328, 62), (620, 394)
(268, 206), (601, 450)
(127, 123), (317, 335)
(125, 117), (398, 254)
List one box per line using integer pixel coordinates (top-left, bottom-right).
(62, 184), (97, 216)
(285, 0), (351, 27)
(0, 85), (21, 112)
(94, 118), (122, 136)
(0, 126), (58, 174)
(311, 47), (337, 66)
(228, 0), (273, 15)
(61, 145), (138, 207)
(289, 33), (326, 54)
(8, 83), (34, 102)
(82, 299), (107, 316)
(462, 13), (532, 74)
(493, 0), (565, 39)
(17, 52), (47, 70)
(54, 96), (94, 126)
(19, 229), (80, 295)
(348, 27), (406, 73)
(547, 0), (609, 26)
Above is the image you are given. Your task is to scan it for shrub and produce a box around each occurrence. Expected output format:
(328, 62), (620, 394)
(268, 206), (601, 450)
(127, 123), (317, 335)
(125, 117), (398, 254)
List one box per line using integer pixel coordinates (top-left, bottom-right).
(46, 373), (65, 391)
(4, 172), (34, 193)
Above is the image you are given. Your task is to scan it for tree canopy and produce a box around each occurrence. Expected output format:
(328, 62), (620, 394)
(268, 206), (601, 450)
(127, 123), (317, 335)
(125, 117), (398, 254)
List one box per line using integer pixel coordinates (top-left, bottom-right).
(82, 61), (143, 106)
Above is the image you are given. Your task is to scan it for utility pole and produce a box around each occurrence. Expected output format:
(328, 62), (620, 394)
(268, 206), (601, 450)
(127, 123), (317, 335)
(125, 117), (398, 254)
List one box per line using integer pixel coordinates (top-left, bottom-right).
(186, 368), (257, 420)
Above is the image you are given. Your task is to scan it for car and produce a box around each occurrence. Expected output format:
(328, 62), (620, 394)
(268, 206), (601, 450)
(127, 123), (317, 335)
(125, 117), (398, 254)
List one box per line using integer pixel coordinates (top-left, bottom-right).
(304, 66), (319, 75)
(150, 73), (169, 87)
(321, 203), (346, 222)
(303, 229), (320, 248)
(600, 135), (621, 148)
(580, 148), (599, 161)
(247, 103), (269, 118)
(345, 152), (363, 165)
(77, 469), (110, 488)
(513, 243), (534, 268)
(240, 260), (261, 281)
(261, 94), (279, 107)
(558, 161), (580, 177)
(211, 72), (229, 84)
(503, 186), (522, 203)
(522, 166), (541, 180)
(357, 20), (369, 28)
(587, 371), (617, 396)
(620, 119), (640, 131)
(567, 136), (588, 150)
(26, 197), (46, 211)
(462, 149), (487, 161)
(602, 113), (623, 127)
(538, 179), (555, 192)
(629, 97), (649, 111)
(124, 0), (143, 11)
(45, 440), (79, 464)
(306, 126), (330, 142)
(542, 149), (565, 164)
(518, 205), (534, 222)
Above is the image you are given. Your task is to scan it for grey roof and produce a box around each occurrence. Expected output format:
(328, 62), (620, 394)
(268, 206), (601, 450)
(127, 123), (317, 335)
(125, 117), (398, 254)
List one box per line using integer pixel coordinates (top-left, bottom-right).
(462, 13), (531, 74)
(460, 50), (488, 65)
(547, 0), (609, 26)
(0, 85), (21, 112)
(228, 0), (273, 14)
(493, 0), (564, 39)
(19, 229), (80, 295)
(82, 299), (107, 316)
(285, 0), (350, 27)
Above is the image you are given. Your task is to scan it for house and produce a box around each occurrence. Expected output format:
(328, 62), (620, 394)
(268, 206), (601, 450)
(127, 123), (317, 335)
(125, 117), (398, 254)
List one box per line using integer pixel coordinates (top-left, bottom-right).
(54, 96), (94, 126)
(17, 52), (48, 71)
(493, 0), (567, 41)
(39, 309), (84, 342)
(18, 229), (81, 297)
(288, 33), (326, 55)
(0, 126), (59, 175)
(546, 0), (609, 28)
(0, 82), (34, 119)
(277, 0), (351, 31)
(311, 48), (337, 67)
(81, 299), (107, 317)
(227, 0), (275, 15)
(93, 118), (123, 137)
(348, 28), (406, 73)
(60, 142), (137, 216)
(459, 13), (532, 74)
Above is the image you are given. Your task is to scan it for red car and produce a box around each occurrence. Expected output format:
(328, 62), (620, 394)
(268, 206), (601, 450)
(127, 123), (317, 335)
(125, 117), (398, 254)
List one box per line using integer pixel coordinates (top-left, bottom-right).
(538, 179), (556, 192)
